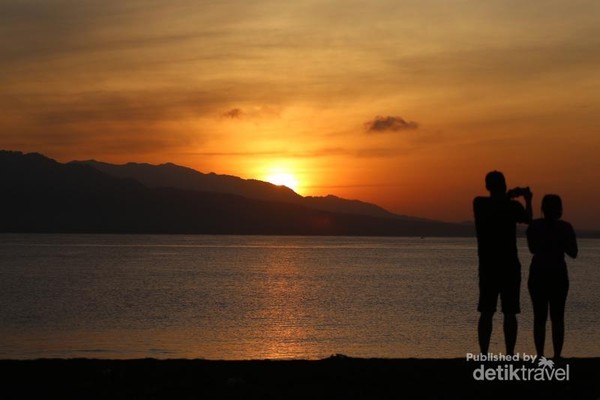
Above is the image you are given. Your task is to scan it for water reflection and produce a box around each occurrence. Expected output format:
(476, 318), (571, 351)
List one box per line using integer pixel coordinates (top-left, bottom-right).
(0, 235), (598, 359)
(244, 247), (315, 359)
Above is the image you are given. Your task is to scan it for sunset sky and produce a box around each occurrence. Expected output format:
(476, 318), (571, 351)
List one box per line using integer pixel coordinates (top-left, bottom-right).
(1, 0), (599, 229)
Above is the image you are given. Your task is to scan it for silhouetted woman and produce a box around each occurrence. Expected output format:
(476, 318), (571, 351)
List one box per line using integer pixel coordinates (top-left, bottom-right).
(526, 194), (578, 359)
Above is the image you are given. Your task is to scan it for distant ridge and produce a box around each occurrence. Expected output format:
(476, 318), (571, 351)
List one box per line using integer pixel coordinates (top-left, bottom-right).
(70, 160), (418, 221)
(0, 150), (474, 236)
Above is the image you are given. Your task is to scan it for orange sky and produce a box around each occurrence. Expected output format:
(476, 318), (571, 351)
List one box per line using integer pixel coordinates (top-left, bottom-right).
(1, 0), (599, 229)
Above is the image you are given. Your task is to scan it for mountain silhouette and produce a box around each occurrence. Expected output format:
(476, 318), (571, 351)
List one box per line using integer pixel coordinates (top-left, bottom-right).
(1, 150), (475, 235)
(70, 159), (419, 221)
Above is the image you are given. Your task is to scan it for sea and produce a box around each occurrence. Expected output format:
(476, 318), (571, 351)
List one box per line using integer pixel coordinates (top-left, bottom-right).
(0, 234), (598, 360)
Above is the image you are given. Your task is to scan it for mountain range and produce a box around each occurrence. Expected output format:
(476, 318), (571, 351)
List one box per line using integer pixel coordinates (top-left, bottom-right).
(0, 150), (475, 236)
(70, 159), (423, 221)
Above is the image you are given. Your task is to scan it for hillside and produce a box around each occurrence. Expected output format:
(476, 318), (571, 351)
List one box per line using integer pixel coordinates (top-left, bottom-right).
(0, 151), (473, 236)
(71, 160), (417, 220)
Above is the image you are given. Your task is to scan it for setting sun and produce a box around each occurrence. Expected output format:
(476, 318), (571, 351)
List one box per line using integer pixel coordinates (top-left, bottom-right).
(266, 171), (299, 192)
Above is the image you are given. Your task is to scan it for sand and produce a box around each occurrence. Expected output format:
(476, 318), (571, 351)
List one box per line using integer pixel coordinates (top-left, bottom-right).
(1, 356), (599, 399)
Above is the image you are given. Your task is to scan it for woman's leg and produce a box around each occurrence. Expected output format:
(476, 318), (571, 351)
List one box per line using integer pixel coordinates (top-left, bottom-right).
(550, 282), (569, 359)
(533, 307), (548, 357)
(529, 281), (549, 357)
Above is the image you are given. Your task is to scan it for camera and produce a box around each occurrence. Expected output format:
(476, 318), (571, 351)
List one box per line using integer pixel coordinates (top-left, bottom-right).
(506, 186), (531, 199)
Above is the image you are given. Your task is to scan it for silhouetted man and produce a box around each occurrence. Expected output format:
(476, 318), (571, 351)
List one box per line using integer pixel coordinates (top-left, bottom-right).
(473, 171), (532, 355)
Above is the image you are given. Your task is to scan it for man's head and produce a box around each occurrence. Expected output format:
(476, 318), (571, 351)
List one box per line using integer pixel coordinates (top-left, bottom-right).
(485, 171), (507, 197)
(542, 194), (562, 221)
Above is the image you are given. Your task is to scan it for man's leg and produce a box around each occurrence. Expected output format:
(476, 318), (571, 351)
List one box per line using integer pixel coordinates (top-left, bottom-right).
(501, 266), (521, 356)
(478, 312), (494, 354)
(503, 313), (517, 356)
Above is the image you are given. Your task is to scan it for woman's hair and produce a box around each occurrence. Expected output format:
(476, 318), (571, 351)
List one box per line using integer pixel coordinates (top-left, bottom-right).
(542, 194), (562, 220)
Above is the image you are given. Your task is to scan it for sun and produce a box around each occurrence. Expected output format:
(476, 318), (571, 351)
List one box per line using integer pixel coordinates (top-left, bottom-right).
(266, 171), (299, 192)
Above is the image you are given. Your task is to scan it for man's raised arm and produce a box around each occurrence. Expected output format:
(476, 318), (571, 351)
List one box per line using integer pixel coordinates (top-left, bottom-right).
(524, 190), (533, 224)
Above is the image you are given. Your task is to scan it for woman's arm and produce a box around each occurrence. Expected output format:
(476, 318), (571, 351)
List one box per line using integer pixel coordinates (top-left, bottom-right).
(565, 222), (578, 259)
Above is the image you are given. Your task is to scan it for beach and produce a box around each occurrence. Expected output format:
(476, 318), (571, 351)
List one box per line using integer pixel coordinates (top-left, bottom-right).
(1, 357), (599, 399)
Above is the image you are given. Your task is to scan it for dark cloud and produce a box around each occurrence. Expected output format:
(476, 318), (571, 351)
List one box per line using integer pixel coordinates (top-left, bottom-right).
(0, 1), (122, 65)
(1, 89), (228, 125)
(219, 106), (283, 120)
(365, 115), (419, 133)
(0, 87), (228, 157)
(221, 108), (244, 119)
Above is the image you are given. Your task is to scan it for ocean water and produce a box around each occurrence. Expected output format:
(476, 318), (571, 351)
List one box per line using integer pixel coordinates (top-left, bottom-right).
(0, 234), (598, 360)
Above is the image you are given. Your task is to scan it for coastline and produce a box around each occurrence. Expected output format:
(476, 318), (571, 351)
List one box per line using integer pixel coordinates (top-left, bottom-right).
(1, 357), (599, 399)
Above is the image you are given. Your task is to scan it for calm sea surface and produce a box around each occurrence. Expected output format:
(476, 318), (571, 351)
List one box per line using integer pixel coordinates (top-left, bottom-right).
(0, 234), (598, 360)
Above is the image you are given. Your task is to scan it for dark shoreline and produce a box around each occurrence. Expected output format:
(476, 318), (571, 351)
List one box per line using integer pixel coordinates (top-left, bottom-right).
(2, 357), (599, 399)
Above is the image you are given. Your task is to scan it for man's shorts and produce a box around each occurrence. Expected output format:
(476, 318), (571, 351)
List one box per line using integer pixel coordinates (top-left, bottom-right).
(478, 262), (521, 314)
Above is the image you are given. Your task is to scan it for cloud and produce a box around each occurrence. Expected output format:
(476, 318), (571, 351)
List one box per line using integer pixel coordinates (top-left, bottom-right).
(219, 106), (283, 120)
(0, 87), (231, 157)
(221, 108), (244, 119)
(185, 146), (399, 159)
(1, 89), (230, 125)
(365, 115), (419, 133)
